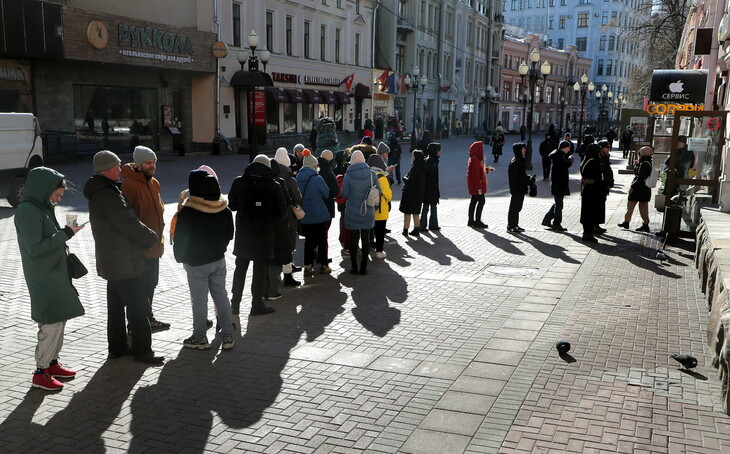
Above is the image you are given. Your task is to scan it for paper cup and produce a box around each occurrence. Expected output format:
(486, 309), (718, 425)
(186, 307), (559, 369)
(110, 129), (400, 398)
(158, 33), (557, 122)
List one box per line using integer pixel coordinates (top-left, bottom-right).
(65, 213), (78, 227)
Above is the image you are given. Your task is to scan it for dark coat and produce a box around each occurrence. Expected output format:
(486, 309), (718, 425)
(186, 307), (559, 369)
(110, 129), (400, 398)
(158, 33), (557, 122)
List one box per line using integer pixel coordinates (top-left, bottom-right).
(388, 137), (402, 162)
(549, 149), (574, 196)
(539, 135), (558, 158)
(83, 174), (158, 280)
(399, 153), (426, 214)
(579, 146), (603, 226)
(629, 155), (653, 202)
(228, 162), (287, 262)
(15, 167), (85, 324)
(276, 163), (302, 254)
(318, 157), (340, 218)
(173, 196), (234, 266)
(596, 152), (614, 224)
(423, 144), (440, 204)
(508, 144), (530, 195)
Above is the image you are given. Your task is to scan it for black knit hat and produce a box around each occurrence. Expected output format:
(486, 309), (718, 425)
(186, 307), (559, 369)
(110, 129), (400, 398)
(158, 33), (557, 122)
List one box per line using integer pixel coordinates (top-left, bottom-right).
(188, 169), (221, 201)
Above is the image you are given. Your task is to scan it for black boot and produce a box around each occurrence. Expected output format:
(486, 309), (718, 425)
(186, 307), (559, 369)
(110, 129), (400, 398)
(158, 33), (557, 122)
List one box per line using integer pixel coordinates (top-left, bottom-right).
(636, 223), (651, 233)
(359, 259), (368, 275)
(283, 273), (301, 286)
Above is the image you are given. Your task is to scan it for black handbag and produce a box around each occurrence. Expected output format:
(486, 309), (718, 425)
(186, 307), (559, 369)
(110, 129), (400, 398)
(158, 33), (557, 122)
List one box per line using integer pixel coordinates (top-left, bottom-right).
(67, 253), (88, 279)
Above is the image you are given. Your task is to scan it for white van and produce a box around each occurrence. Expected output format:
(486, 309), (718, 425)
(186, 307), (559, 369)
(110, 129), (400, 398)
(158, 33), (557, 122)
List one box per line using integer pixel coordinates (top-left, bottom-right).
(0, 113), (44, 207)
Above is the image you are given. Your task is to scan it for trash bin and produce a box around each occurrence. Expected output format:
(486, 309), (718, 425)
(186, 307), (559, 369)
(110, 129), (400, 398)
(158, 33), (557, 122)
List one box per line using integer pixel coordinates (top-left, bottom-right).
(662, 206), (682, 235)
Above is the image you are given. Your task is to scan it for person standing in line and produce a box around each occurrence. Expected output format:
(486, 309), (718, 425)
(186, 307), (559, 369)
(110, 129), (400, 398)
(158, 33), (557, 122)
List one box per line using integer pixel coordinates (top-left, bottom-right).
(16, 167), (85, 391)
(466, 141), (491, 229)
(290, 143), (306, 175)
(399, 149), (426, 236)
(351, 136), (377, 162)
(367, 153), (393, 259)
(539, 132), (558, 181)
(173, 169), (235, 351)
(541, 140), (573, 231)
(318, 149), (341, 261)
(579, 144), (603, 243)
(620, 127), (634, 159)
(387, 134), (403, 185)
(618, 146), (654, 232)
(83, 151), (163, 364)
(595, 140), (615, 234)
(265, 159), (295, 300)
(228, 154), (286, 316)
(420, 142), (442, 231)
(120, 146), (170, 333)
(274, 148), (303, 287)
(342, 150), (380, 275)
(296, 152), (333, 276)
(507, 142), (532, 233)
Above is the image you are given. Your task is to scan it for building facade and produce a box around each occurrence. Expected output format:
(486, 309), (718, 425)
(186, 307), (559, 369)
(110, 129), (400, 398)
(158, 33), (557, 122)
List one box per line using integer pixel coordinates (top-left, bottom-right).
(501, 0), (648, 123)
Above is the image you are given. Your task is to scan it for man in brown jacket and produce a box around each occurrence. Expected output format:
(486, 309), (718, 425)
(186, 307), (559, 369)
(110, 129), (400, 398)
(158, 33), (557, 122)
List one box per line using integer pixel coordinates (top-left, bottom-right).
(121, 146), (170, 332)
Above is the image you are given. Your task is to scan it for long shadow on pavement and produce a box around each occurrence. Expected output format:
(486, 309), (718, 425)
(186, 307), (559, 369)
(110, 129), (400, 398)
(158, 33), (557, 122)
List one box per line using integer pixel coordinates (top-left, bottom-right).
(515, 230), (581, 264)
(479, 229), (526, 256)
(128, 273), (348, 450)
(406, 230), (474, 265)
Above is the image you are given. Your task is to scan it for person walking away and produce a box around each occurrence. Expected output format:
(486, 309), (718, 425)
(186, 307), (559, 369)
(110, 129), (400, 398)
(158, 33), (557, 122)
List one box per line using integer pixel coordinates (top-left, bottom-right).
(618, 146), (654, 232)
(507, 142), (532, 233)
(420, 142), (442, 231)
(605, 127), (617, 150)
(83, 151), (163, 364)
(387, 135), (402, 185)
(620, 127), (634, 159)
(16, 167), (85, 390)
(541, 140), (573, 231)
(539, 132), (557, 180)
(491, 130), (505, 163)
(228, 154), (286, 316)
(296, 151), (332, 276)
(274, 148), (303, 287)
(520, 124), (527, 141)
(467, 141), (492, 228)
(173, 169), (235, 351)
(367, 154), (392, 258)
(577, 135), (594, 162)
(579, 144), (603, 243)
(399, 149), (426, 236)
(342, 150), (380, 274)
(120, 146), (170, 333)
(595, 140), (615, 233)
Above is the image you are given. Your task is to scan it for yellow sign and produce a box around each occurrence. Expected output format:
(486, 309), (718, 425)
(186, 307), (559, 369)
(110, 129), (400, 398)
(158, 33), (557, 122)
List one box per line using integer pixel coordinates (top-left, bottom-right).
(211, 41), (228, 58)
(645, 102), (704, 115)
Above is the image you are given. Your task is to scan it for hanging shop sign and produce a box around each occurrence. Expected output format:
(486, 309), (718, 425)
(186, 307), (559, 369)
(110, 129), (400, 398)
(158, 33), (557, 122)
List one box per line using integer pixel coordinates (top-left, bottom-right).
(250, 90), (266, 126)
(271, 72), (342, 87)
(649, 70), (708, 103)
(644, 102), (704, 115)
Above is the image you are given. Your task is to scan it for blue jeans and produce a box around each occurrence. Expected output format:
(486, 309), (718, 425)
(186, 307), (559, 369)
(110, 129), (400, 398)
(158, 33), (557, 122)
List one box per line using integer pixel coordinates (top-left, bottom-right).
(183, 258), (234, 338)
(420, 203), (439, 230)
(543, 195), (564, 226)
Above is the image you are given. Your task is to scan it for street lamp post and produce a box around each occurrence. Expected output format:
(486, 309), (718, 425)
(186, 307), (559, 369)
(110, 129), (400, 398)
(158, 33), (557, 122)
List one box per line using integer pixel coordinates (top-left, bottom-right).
(521, 88), (529, 139)
(404, 66), (427, 150)
(558, 96), (566, 133)
(595, 84), (612, 136)
(518, 49), (550, 170)
(615, 94), (627, 123)
(236, 30), (270, 162)
(572, 73), (594, 147)
(481, 85), (497, 136)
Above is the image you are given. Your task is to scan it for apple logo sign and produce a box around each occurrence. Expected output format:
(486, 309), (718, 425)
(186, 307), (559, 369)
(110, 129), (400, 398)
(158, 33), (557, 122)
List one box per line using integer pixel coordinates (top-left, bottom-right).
(669, 80), (684, 93)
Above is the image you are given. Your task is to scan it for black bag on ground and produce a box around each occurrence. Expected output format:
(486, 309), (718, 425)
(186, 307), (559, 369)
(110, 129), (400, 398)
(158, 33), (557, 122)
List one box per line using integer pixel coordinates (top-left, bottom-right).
(67, 253), (88, 279)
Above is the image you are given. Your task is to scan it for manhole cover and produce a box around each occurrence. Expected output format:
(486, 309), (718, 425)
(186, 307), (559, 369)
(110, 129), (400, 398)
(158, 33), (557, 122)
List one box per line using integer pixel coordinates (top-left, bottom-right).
(486, 265), (536, 276)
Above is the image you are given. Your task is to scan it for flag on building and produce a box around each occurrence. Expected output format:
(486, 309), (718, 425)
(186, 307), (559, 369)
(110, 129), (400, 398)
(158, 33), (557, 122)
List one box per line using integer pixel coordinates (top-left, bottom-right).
(340, 73), (355, 91)
(387, 72), (397, 94)
(400, 74), (407, 94)
(439, 85), (452, 92)
(377, 69), (390, 91)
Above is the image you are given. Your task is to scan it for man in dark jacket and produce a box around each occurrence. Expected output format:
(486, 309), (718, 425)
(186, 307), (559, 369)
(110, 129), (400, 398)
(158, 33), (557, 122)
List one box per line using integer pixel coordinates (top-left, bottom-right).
(539, 132), (558, 180)
(229, 154), (287, 316)
(579, 144), (603, 243)
(595, 140), (615, 233)
(620, 127), (634, 159)
(83, 150), (163, 364)
(507, 142), (533, 232)
(420, 142), (441, 231)
(387, 135), (402, 185)
(541, 140), (574, 231)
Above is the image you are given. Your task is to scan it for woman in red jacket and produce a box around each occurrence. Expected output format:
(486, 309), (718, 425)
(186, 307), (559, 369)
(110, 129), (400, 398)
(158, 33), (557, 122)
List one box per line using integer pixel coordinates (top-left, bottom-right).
(467, 141), (494, 228)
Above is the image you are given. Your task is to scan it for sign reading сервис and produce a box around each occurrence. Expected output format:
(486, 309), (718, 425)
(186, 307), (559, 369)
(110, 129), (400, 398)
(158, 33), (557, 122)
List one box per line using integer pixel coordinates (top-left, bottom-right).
(650, 69), (708, 103)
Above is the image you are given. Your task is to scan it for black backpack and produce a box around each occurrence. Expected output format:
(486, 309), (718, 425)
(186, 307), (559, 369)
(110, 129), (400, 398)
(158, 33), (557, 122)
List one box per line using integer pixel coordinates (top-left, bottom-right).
(243, 177), (274, 220)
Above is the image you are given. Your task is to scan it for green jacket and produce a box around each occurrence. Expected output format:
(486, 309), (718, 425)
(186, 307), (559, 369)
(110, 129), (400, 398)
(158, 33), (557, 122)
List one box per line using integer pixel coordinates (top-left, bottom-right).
(15, 167), (85, 324)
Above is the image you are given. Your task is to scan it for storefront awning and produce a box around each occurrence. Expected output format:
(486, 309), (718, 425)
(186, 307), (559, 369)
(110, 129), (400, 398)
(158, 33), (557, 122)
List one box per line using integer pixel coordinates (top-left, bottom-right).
(302, 89), (323, 103)
(334, 91), (351, 104)
(354, 83), (371, 99)
(265, 87), (289, 103)
(230, 70), (274, 87)
(320, 91), (338, 104)
(286, 89), (305, 103)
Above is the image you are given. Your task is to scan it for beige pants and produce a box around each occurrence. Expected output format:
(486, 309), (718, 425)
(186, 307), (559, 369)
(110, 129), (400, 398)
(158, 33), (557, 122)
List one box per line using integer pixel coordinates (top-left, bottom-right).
(36, 321), (65, 370)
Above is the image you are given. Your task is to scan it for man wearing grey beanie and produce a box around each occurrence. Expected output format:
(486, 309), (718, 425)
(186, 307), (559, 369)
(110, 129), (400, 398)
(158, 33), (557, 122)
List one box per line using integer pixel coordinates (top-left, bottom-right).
(121, 146), (169, 333)
(83, 151), (164, 364)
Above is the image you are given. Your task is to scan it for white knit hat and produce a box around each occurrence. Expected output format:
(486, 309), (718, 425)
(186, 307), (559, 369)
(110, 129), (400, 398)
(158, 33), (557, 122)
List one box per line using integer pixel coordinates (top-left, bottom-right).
(274, 147), (291, 167)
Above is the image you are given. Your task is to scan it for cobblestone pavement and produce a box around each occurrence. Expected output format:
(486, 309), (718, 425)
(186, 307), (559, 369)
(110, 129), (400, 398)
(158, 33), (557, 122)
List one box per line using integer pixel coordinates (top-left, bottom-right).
(0, 135), (728, 453)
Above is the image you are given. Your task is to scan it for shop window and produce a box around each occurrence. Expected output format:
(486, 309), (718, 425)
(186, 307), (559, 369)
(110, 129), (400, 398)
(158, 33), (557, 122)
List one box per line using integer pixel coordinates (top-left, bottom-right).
(302, 104), (315, 132)
(267, 103), (280, 134)
(73, 84), (158, 154)
(304, 21), (311, 59)
(317, 103), (329, 120)
(283, 103), (296, 133)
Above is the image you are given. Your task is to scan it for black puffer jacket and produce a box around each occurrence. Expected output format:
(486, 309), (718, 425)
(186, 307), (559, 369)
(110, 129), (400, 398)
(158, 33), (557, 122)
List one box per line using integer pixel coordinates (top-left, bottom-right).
(422, 143), (441, 204)
(83, 174), (158, 280)
(228, 162), (287, 262)
(508, 143), (531, 195)
(318, 157), (340, 218)
(549, 149), (574, 196)
(173, 196), (233, 266)
(399, 152), (426, 214)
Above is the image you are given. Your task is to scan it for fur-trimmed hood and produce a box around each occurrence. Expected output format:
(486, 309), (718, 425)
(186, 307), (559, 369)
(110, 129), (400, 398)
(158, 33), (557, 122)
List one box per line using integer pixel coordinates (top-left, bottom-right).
(184, 195), (228, 213)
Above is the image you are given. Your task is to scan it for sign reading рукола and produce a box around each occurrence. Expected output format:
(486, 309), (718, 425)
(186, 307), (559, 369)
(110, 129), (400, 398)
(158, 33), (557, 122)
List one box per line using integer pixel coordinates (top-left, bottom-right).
(650, 70), (708, 104)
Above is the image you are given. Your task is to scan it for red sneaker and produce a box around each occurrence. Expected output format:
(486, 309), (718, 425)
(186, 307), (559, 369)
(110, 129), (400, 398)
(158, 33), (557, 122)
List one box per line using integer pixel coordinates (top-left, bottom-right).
(47, 361), (76, 378)
(32, 370), (64, 391)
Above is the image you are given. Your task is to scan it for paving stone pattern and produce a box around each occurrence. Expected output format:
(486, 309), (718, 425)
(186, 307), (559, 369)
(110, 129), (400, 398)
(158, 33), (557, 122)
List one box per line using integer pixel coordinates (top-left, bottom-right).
(0, 136), (727, 452)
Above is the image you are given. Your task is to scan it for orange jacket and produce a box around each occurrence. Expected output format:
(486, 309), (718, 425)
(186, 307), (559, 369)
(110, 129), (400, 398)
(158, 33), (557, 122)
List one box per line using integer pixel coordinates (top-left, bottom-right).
(121, 163), (165, 259)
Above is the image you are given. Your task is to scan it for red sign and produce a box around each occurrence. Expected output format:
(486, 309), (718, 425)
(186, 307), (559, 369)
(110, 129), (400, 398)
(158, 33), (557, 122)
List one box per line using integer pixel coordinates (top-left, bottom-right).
(707, 117), (721, 130)
(249, 90), (266, 126)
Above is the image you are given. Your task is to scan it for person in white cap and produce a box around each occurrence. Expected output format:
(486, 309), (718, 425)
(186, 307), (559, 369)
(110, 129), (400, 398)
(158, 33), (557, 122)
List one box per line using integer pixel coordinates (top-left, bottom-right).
(121, 146), (170, 333)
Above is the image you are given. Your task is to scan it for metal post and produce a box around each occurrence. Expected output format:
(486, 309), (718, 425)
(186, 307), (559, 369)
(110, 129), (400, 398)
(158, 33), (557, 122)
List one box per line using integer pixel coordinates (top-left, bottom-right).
(578, 92), (585, 147)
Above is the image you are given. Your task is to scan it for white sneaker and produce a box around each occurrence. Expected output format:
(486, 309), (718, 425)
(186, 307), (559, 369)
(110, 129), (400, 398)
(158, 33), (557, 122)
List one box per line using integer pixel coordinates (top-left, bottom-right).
(374, 251), (387, 259)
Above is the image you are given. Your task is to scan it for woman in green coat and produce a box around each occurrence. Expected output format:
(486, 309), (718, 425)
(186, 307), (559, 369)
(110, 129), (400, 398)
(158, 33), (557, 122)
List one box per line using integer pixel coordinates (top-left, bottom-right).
(15, 167), (85, 391)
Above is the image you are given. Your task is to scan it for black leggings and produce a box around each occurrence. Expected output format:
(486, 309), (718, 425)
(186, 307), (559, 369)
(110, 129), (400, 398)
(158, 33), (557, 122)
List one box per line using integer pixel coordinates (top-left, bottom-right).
(374, 220), (387, 251)
(349, 229), (371, 271)
(301, 222), (328, 266)
(468, 194), (485, 222)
